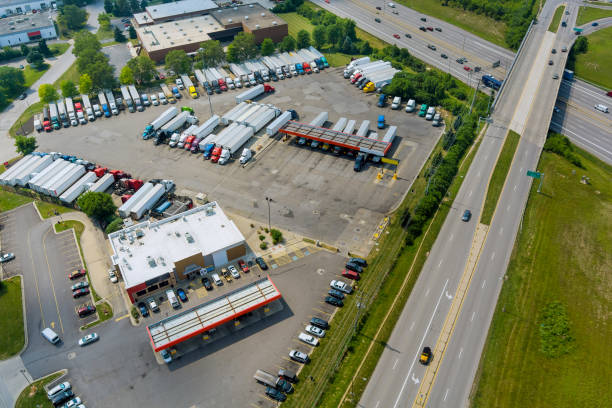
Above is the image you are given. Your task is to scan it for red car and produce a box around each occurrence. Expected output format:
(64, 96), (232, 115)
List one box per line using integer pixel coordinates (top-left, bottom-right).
(77, 305), (96, 317)
(464, 66), (472, 71)
(427, 27), (433, 31)
(158, 73), (166, 80)
(341, 269), (360, 280)
(393, 34), (400, 39)
(69, 269), (87, 280)
(238, 260), (250, 273)
(72, 288), (90, 298)
(607, 91), (612, 97)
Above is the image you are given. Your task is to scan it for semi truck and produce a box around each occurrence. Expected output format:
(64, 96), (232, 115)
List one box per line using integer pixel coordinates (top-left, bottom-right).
(130, 180), (174, 220)
(40, 162), (76, 194)
(248, 108), (277, 133)
(7, 155), (52, 186)
(236, 84), (265, 104)
(344, 119), (356, 134)
(332, 117), (348, 132)
(129, 85), (144, 111)
(65, 97), (78, 126)
(48, 164), (86, 197)
(81, 94), (95, 121)
(98, 92), (111, 117)
(222, 102), (248, 125)
(344, 57), (371, 77)
(142, 107), (179, 139)
(105, 91), (119, 115)
(309, 112), (328, 127)
(118, 182), (154, 217)
(121, 86), (134, 113)
(59, 171), (98, 204)
(192, 115), (220, 139)
(194, 69), (207, 87)
(49, 102), (60, 129)
(482, 74), (502, 90)
(160, 84), (176, 104)
(56, 100), (69, 127)
(181, 75), (197, 98)
(217, 125), (254, 165)
(170, 124), (197, 147)
(157, 111), (197, 140)
(0, 155), (35, 185)
(28, 158), (67, 191)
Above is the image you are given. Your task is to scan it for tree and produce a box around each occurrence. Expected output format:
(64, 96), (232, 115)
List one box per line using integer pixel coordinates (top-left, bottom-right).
(26, 50), (45, 69)
(38, 39), (51, 57)
(228, 32), (258, 62)
(79, 74), (93, 95)
(38, 84), (59, 103)
(341, 19), (357, 40)
(313, 26), (326, 49)
(341, 36), (354, 53)
(104, 0), (114, 13)
(77, 192), (117, 221)
(77, 49), (115, 91)
(296, 29), (311, 49)
(0, 66), (26, 95)
(279, 35), (296, 52)
(196, 40), (225, 67)
(129, 0), (140, 13)
(119, 66), (134, 84)
(129, 25), (137, 39)
(60, 80), (78, 97)
(114, 0), (131, 16)
(574, 36), (588, 54)
(260, 38), (275, 56)
(127, 55), (156, 83)
(105, 217), (124, 234)
(114, 27), (127, 42)
(14, 136), (37, 155)
(59, 5), (88, 30)
(73, 31), (101, 56)
(327, 24), (342, 48)
(20, 44), (29, 56)
(165, 50), (191, 75)
(359, 41), (372, 55)
(98, 13), (111, 31)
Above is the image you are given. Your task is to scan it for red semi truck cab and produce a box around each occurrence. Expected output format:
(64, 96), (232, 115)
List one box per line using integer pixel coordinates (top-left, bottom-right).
(211, 146), (223, 163)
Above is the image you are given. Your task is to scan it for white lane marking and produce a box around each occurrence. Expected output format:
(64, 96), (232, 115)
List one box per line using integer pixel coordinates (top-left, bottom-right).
(445, 291), (453, 300)
(471, 311), (476, 322)
(438, 260), (443, 268)
(499, 227), (504, 235)
(393, 279), (449, 408)
(514, 184), (518, 191)
(550, 120), (612, 156)
(444, 388), (450, 401)
(411, 373), (420, 384)
(449, 233), (454, 241)
(410, 321), (415, 331)
(375, 400), (380, 408)
(458, 347), (463, 359)
(507, 204), (511, 211)
(425, 288), (430, 297)
(482, 280), (486, 289)
(393, 358), (399, 370)
(468, 189), (473, 197)
(491, 252), (496, 261)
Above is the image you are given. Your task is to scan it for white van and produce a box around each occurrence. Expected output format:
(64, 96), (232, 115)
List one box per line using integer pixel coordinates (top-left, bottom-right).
(391, 96), (402, 110)
(405, 99), (416, 112)
(166, 289), (180, 309)
(425, 106), (436, 120)
(432, 113), (441, 127)
(41, 327), (60, 344)
(211, 273), (223, 286)
(594, 104), (609, 113)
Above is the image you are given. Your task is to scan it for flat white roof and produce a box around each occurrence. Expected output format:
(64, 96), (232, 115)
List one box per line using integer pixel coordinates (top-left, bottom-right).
(136, 14), (223, 52)
(109, 202), (245, 289)
(145, 0), (217, 21)
(147, 277), (282, 351)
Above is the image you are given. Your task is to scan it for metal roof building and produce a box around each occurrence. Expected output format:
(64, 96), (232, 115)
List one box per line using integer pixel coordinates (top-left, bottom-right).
(0, 11), (56, 46)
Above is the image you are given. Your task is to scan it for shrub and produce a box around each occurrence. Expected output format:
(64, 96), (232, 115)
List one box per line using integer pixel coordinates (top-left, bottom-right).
(544, 132), (584, 168)
(270, 229), (283, 245)
(259, 234), (265, 241)
(539, 301), (574, 357)
(105, 217), (124, 234)
(260, 242), (268, 250)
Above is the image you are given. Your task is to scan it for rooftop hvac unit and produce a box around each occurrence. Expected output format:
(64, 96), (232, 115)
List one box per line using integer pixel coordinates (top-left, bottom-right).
(249, 4), (254, 7)
(135, 229), (144, 238)
(272, 21), (277, 25)
(228, 18), (232, 22)
(245, 16), (248, 20)
(255, 24), (260, 28)
(185, 232), (194, 243)
(261, 13), (265, 16)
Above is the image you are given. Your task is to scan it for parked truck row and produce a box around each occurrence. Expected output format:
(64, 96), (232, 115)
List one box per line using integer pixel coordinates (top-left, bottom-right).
(344, 58), (399, 93)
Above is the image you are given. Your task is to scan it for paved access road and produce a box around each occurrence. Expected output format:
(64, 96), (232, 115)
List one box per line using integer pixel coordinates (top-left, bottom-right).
(311, 0), (612, 164)
(359, 1), (575, 407)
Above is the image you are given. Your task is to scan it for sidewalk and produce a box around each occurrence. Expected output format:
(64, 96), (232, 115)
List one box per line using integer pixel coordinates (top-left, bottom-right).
(0, 356), (30, 408)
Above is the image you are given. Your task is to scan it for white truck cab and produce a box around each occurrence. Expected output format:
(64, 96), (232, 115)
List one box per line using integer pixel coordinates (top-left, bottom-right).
(239, 148), (252, 164)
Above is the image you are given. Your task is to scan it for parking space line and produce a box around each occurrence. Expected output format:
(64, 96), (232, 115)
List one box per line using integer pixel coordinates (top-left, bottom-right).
(43, 228), (65, 334)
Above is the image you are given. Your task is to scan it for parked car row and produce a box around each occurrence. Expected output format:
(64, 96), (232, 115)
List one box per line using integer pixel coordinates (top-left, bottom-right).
(379, 94), (442, 126)
(46, 381), (87, 407)
(67, 268), (96, 317)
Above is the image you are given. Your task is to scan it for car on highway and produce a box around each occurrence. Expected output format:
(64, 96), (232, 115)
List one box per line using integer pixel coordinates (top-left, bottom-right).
(0, 252), (15, 263)
(265, 386), (287, 402)
(551, 48), (556, 54)
(594, 104), (609, 113)
(456, 57), (466, 64)
(553, 73), (559, 80)
(328, 288), (345, 300)
(375, 17), (381, 23)
(176, 288), (188, 302)
(405, 33), (411, 38)
(607, 91), (612, 97)
(325, 295), (344, 307)
(420, 17), (427, 21)
(474, 66), (481, 72)
(464, 66), (472, 71)
(77, 305), (96, 317)
(78, 333), (99, 346)
(310, 317), (329, 330)
(420, 346), (432, 365)
(462, 209), (472, 222)
(69, 269), (87, 280)
(289, 349), (310, 363)
(376, 6), (381, 9)
(592, 22), (598, 26)
(305, 324), (326, 338)
(201, 276), (213, 290)
(160, 349), (172, 363)
(19, 93), (27, 100)
(427, 44), (437, 51)
(342, 269), (360, 280)
(228, 264), (240, 279)
(427, 26), (434, 31)
(331, 280), (353, 294)
(549, 60), (554, 65)
(561, 46), (567, 52)
(435, 27), (442, 32)
(238, 259), (250, 273)
(298, 332), (319, 346)
(419, 26), (427, 31)
(392, 10), (398, 14)
(441, 53), (448, 59)
(72, 288), (90, 298)
(256, 257), (268, 270)
(138, 302), (149, 317)
(393, 34), (400, 39)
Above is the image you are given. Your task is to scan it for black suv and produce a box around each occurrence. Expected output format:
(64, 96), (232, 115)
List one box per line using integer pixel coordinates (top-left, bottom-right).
(201, 276), (212, 290)
(349, 257), (367, 267)
(255, 257), (268, 270)
(310, 317), (329, 330)
(325, 296), (344, 307)
(345, 262), (363, 273)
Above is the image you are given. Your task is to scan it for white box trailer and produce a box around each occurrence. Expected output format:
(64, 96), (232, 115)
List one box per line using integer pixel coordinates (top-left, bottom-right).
(354, 63), (392, 79)
(218, 126), (254, 164)
(39, 162), (75, 193)
(14, 155), (53, 186)
(159, 111), (191, 136)
(344, 120), (356, 134)
(121, 86), (134, 113)
(180, 75), (194, 88)
(236, 104), (263, 124)
(129, 85), (143, 112)
(194, 69), (207, 86)
(222, 102), (248, 125)
(224, 103), (253, 125)
(118, 182), (154, 218)
(0, 155), (36, 184)
(266, 111), (292, 136)
(193, 115), (220, 138)
(60, 171), (98, 204)
(309, 112), (328, 127)
(382, 126), (397, 144)
(146, 106), (179, 134)
(30, 159), (69, 192)
(106, 91), (119, 115)
(309, 46), (324, 58)
(332, 118), (348, 131)
(248, 109), (276, 133)
(236, 85), (265, 104)
(49, 165), (86, 198)
(89, 173), (115, 193)
(213, 123), (241, 148)
(130, 184), (165, 220)
(82, 94), (95, 121)
(241, 106), (269, 126)
(356, 120), (370, 137)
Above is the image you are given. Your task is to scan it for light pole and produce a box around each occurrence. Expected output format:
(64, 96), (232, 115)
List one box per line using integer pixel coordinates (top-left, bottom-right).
(265, 197), (272, 230)
(20, 369), (30, 384)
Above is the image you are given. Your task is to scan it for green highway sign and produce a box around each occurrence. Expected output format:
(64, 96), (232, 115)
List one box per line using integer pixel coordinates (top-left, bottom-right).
(526, 170), (541, 179)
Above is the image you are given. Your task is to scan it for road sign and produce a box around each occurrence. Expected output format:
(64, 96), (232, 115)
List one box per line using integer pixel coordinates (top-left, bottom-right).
(526, 170), (541, 179)
(381, 157), (399, 165)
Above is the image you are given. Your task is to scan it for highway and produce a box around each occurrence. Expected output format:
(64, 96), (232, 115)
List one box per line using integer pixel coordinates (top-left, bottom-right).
(358, 1), (576, 407)
(311, 0), (612, 164)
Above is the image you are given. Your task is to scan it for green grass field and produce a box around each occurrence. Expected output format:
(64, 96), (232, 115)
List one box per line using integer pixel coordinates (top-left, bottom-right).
(0, 277), (25, 360)
(96, 26), (115, 41)
(15, 372), (62, 408)
(48, 43), (70, 56)
(576, 6), (612, 25)
(548, 5), (566, 33)
(470, 148), (612, 408)
(396, 0), (508, 48)
(53, 61), (79, 88)
(480, 130), (520, 225)
(23, 64), (50, 88)
(0, 188), (34, 212)
(574, 26), (612, 90)
(9, 100), (44, 137)
(35, 201), (74, 219)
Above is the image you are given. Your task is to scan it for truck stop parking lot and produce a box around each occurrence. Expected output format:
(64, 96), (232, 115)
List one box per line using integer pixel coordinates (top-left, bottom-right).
(36, 68), (442, 254)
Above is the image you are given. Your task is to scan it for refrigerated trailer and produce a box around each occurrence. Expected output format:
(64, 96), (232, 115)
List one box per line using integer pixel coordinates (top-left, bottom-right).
(248, 109), (277, 133)
(143, 107), (179, 139)
(309, 112), (328, 127)
(222, 102), (248, 125)
(121, 86), (134, 112)
(82, 94), (95, 121)
(0, 155), (37, 185)
(65, 97), (77, 126)
(27, 158), (66, 191)
(98, 92), (110, 117)
(129, 85), (143, 111)
(106, 91), (119, 115)
(344, 120), (356, 134)
(218, 125), (254, 164)
(223, 103), (252, 125)
(118, 182), (154, 218)
(130, 184), (165, 219)
(382, 126), (397, 145)
(356, 120), (370, 137)
(266, 111), (292, 136)
(48, 165), (86, 197)
(14, 155), (53, 187)
(89, 173), (115, 193)
(40, 162), (76, 194)
(59, 171), (98, 204)
(192, 115), (219, 139)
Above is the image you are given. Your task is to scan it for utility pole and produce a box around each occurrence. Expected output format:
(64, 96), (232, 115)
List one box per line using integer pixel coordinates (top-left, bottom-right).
(265, 197), (272, 230)
(469, 78), (481, 114)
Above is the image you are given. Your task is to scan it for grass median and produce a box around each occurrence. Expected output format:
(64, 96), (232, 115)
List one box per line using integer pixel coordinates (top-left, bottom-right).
(576, 5), (612, 25)
(15, 372), (62, 408)
(573, 26), (612, 90)
(480, 130), (520, 225)
(0, 276), (25, 360)
(470, 147), (612, 407)
(548, 5), (566, 33)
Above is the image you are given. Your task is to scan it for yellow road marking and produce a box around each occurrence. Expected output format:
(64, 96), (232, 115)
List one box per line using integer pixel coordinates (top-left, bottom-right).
(115, 313), (130, 322)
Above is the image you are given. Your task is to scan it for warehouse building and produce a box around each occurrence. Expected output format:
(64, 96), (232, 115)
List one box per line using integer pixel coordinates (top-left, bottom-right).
(109, 202), (247, 304)
(1, 0), (59, 16)
(134, 1), (287, 61)
(0, 11), (57, 46)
